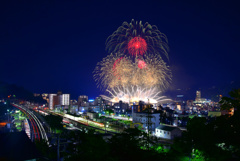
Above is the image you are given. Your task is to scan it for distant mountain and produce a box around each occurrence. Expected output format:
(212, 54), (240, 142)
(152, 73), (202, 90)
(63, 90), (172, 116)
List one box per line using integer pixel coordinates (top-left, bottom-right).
(164, 80), (240, 102)
(0, 81), (46, 103)
(202, 80), (240, 100)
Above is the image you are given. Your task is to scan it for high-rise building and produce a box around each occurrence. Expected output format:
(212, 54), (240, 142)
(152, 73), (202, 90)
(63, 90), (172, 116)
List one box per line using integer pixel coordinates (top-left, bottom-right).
(59, 94), (70, 105)
(49, 94), (57, 110)
(49, 92), (70, 109)
(78, 95), (88, 107)
(94, 97), (103, 106)
(196, 90), (201, 101)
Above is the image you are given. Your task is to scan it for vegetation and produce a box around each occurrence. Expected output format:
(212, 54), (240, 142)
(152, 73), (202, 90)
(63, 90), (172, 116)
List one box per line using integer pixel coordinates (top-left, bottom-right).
(0, 81), (46, 103)
(104, 109), (114, 115)
(43, 114), (63, 133)
(22, 89), (240, 160)
(220, 88), (240, 116)
(170, 89), (240, 160)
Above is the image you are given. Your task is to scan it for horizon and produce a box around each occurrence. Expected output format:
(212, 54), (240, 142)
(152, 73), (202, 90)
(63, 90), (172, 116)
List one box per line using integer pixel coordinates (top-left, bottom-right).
(1, 1), (240, 99)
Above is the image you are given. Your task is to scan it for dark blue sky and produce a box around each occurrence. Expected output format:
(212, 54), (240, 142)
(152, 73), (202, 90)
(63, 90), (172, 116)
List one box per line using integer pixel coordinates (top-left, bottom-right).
(1, 0), (240, 99)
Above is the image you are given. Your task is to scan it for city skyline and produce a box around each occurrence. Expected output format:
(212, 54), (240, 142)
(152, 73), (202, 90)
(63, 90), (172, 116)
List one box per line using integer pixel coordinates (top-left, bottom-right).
(1, 1), (240, 99)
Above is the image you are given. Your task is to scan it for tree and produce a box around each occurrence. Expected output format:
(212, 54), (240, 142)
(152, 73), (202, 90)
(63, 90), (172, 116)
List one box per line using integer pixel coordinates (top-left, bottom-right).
(44, 114), (63, 133)
(220, 88), (240, 116)
(66, 129), (111, 161)
(104, 109), (114, 115)
(108, 128), (145, 160)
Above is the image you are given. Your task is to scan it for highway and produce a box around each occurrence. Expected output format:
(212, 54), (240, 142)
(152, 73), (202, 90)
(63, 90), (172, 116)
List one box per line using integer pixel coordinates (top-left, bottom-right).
(12, 104), (48, 142)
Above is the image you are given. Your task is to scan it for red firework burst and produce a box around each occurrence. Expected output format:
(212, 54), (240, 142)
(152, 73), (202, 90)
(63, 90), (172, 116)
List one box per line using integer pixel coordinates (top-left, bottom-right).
(138, 60), (147, 69)
(128, 37), (147, 56)
(112, 57), (124, 78)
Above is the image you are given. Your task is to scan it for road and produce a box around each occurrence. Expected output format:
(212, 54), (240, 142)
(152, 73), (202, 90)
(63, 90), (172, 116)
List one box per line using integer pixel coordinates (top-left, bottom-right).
(12, 103), (48, 142)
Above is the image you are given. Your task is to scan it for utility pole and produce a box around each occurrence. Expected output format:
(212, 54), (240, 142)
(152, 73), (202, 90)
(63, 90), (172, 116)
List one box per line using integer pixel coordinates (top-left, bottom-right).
(146, 99), (154, 151)
(7, 109), (10, 123)
(86, 116), (88, 126)
(57, 134), (60, 161)
(105, 117), (107, 134)
(117, 120), (119, 133)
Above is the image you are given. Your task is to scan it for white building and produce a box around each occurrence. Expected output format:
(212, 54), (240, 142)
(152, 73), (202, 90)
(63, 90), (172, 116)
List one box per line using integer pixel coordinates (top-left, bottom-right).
(49, 93), (70, 110)
(155, 125), (182, 140)
(132, 112), (160, 131)
(59, 94), (70, 105)
(49, 94), (57, 110)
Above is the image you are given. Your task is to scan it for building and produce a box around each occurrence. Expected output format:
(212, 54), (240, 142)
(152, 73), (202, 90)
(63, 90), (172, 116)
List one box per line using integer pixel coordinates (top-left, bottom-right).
(59, 94), (70, 106)
(90, 106), (101, 113)
(78, 95), (88, 107)
(69, 105), (79, 114)
(187, 100), (194, 106)
(49, 94), (57, 110)
(221, 108), (234, 116)
(132, 111), (160, 131)
(155, 125), (182, 140)
(41, 93), (49, 102)
(87, 112), (99, 120)
(94, 97), (103, 106)
(196, 90), (201, 101)
(49, 92), (70, 110)
(131, 101), (151, 113)
(113, 101), (129, 114)
(70, 99), (78, 105)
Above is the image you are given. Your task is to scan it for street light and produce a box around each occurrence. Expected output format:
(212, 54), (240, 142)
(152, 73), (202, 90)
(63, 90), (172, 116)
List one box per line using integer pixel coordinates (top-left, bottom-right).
(104, 118), (109, 134)
(7, 109), (10, 123)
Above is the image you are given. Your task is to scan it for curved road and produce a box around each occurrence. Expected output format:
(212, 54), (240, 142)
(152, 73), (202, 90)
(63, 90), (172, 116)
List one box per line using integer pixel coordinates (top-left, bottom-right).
(12, 103), (48, 142)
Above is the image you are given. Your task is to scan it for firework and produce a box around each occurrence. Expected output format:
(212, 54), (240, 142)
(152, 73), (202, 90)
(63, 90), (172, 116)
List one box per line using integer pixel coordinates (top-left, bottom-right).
(138, 60), (147, 69)
(93, 53), (171, 97)
(106, 19), (169, 59)
(128, 37), (147, 56)
(101, 86), (171, 104)
(94, 20), (171, 104)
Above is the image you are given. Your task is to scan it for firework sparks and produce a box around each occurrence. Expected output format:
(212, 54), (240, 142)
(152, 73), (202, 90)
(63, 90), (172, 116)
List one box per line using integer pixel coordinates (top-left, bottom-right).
(106, 19), (169, 59)
(101, 86), (171, 104)
(138, 59), (147, 69)
(128, 37), (147, 56)
(94, 20), (172, 104)
(94, 53), (171, 90)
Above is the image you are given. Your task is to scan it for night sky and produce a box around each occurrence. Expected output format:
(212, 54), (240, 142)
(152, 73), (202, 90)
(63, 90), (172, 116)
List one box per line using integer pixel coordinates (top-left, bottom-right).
(1, 0), (240, 99)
